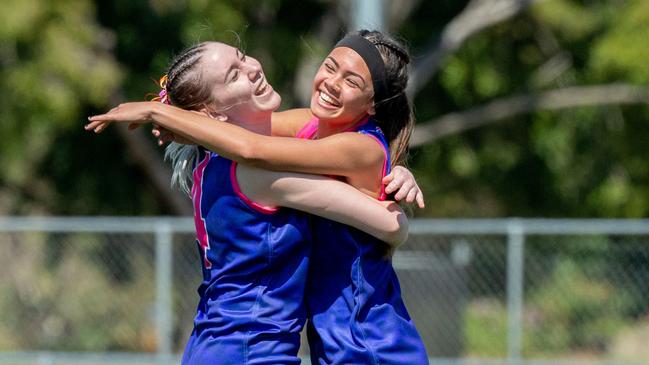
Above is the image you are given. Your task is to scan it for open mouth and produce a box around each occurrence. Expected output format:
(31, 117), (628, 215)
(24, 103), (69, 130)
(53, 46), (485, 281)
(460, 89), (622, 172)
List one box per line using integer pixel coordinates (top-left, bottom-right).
(254, 78), (269, 96)
(318, 90), (341, 107)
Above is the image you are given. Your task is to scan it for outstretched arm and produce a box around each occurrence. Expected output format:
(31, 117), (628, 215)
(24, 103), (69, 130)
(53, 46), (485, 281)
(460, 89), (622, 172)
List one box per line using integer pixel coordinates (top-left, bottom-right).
(87, 102), (384, 178)
(150, 108), (312, 144)
(236, 164), (409, 248)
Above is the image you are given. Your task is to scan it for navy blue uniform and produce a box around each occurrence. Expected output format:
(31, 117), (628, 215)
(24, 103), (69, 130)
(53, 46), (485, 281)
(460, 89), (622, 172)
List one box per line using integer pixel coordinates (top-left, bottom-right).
(182, 151), (311, 365)
(297, 117), (429, 365)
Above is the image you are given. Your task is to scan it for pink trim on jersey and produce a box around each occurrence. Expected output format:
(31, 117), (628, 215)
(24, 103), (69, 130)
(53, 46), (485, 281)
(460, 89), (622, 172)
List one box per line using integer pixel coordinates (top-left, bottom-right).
(230, 162), (279, 214)
(295, 116), (371, 139)
(295, 114), (387, 199)
(344, 115), (371, 133)
(192, 153), (212, 269)
(295, 117), (319, 139)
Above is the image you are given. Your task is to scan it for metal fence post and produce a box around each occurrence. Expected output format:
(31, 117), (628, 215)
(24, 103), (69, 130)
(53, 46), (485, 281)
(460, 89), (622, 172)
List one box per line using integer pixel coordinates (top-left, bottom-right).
(155, 222), (173, 365)
(352, 0), (385, 31)
(506, 219), (525, 365)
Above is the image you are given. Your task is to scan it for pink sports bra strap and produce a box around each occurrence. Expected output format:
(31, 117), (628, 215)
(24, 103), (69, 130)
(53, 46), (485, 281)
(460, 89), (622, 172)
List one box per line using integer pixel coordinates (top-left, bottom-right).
(295, 117), (319, 139)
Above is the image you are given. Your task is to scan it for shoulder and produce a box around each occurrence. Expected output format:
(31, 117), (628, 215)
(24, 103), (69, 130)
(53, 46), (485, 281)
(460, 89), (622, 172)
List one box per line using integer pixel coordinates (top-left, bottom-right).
(322, 131), (386, 168)
(271, 108), (313, 137)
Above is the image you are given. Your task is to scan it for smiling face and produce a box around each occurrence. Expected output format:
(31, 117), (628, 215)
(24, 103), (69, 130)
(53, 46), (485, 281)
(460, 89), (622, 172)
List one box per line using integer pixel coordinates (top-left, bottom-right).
(200, 42), (281, 122)
(310, 47), (376, 126)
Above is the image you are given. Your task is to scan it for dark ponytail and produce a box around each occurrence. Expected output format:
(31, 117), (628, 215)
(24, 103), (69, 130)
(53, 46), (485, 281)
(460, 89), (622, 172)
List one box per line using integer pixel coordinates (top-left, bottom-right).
(356, 30), (413, 168)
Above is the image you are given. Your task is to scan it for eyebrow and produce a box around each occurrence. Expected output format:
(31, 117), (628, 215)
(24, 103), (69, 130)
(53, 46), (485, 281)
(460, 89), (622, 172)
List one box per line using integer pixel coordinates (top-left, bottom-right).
(326, 56), (367, 87)
(224, 48), (242, 83)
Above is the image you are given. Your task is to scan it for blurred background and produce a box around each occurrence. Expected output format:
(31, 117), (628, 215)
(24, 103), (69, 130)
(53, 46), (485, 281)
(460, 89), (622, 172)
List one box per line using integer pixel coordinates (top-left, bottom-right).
(1, 0), (648, 364)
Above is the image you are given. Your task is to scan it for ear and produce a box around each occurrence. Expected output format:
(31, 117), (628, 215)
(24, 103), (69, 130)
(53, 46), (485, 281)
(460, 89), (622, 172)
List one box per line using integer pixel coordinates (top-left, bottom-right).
(199, 107), (228, 122)
(212, 112), (228, 122)
(367, 104), (376, 116)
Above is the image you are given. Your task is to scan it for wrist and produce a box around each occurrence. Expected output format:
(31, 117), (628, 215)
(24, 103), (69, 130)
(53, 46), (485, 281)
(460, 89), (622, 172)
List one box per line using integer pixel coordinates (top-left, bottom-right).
(149, 101), (164, 120)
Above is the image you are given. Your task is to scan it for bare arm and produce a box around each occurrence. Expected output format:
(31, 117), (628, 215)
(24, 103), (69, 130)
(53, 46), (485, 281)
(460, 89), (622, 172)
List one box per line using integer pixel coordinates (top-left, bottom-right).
(236, 164), (408, 248)
(87, 102), (384, 178)
(271, 108), (312, 137)
(151, 108), (312, 145)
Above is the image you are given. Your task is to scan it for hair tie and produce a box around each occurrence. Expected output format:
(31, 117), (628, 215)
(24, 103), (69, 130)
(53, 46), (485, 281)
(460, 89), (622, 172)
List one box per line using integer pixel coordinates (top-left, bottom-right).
(152, 74), (171, 105)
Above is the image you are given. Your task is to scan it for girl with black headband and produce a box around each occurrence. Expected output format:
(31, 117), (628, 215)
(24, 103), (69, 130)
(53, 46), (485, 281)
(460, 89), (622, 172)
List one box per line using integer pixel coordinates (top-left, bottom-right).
(88, 29), (428, 364)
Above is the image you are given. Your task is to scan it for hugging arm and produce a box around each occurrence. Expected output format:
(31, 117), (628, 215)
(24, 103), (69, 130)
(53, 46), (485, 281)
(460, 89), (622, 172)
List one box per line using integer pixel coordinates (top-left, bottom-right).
(236, 165), (408, 248)
(87, 102), (425, 207)
(87, 102), (384, 177)
(271, 108), (312, 137)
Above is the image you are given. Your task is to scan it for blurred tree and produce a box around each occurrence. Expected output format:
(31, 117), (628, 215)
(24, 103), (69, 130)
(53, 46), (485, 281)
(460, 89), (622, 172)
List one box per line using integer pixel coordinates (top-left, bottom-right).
(1, 0), (647, 218)
(2, 0), (649, 356)
(0, 0), (169, 215)
(401, 0), (649, 218)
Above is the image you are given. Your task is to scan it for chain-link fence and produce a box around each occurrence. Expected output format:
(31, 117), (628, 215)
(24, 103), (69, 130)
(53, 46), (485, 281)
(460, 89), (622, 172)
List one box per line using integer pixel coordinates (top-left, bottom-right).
(1, 217), (648, 365)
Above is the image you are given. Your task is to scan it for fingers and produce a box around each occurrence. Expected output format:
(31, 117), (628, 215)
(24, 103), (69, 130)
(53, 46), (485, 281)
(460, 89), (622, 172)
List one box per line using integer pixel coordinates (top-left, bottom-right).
(87, 106), (119, 122)
(151, 126), (175, 146)
(385, 165), (426, 208)
(95, 122), (109, 133)
(84, 120), (110, 133)
(158, 133), (174, 146)
(85, 105), (135, 133)
(416, 191), (425, 209)
(84, 120), (103, 130)
(383, 173), (402, 195)
(405, 188), (417, 204)
(393, 180), (414, 201)
(152, 126), (162, 138)
(87, 115), (108, 122)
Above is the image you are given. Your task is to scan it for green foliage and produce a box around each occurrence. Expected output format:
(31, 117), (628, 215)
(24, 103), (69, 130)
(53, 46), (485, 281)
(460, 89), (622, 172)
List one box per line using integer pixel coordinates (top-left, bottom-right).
(0, 0), (644, 218)
(463, 299), (507, 357)
(408, 0), (649, 218)
(532, 0), (603, 42)
(525, 258), (632, 355)
(0, 233), (156, 350)
(1, 0), (126, 214)
(464, 242), (641, 358)
(591, 0), (649, 83)
(1, 0), (647, 356)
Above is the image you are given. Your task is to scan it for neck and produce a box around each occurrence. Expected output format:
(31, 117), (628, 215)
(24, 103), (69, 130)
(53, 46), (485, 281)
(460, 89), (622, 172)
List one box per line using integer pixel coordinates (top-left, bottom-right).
(231, 112), (272, 136)
(316, 113), (369, 139)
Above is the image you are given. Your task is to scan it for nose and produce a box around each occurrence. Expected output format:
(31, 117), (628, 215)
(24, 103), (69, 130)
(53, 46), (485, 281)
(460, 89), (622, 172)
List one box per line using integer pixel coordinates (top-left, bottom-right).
(324, 74), (342, 95)
(244, 63), (262, 83)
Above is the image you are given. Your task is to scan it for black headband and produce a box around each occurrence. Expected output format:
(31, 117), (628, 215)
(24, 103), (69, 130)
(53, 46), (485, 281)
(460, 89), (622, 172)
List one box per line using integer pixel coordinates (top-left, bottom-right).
(334, 34), (388, 103)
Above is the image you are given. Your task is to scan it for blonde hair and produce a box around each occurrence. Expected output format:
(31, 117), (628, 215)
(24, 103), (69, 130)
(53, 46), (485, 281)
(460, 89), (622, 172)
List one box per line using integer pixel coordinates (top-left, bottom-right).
(158, 42), (213, 195)
(165, 142), (200, 196)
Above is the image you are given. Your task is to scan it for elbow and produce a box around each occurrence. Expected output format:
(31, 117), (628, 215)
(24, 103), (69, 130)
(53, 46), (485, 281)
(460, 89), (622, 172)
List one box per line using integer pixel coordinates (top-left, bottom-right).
(383, 211), (409, 249)
(235, 140), (264, 167)
(235, 138), (280, 170)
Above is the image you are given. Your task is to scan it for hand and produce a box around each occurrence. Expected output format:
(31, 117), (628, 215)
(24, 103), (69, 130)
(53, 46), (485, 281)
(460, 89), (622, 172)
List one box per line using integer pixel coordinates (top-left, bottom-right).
(382, 166), (425, 208)
(85, 102), (159, 133)
(152, 124), (194, 146)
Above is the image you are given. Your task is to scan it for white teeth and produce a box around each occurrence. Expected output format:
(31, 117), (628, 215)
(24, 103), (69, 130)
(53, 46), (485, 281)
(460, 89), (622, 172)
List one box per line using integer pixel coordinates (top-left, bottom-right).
(255, 81), (266, 95)
(319, 91), (338, 106)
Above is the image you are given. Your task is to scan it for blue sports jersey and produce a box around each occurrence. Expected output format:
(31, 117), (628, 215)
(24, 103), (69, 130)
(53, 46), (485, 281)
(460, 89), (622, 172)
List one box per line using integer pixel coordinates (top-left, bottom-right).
(182, 150), (311, 365)
(298, 117), (429, 365)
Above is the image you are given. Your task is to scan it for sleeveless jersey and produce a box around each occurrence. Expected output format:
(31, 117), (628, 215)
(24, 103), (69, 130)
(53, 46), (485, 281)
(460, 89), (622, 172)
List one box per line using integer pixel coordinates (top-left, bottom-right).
(181, 150), (311, 365)
(297, 117), (429, 365)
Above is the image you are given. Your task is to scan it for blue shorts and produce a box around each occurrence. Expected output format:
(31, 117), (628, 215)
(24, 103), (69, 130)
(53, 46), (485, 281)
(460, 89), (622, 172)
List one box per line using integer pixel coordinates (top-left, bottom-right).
(182, 328), (302, 365)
